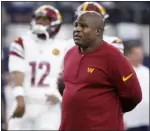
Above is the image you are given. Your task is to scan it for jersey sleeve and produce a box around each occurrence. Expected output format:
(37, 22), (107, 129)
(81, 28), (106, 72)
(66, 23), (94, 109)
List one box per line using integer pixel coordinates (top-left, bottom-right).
(9, 37), (25, 73)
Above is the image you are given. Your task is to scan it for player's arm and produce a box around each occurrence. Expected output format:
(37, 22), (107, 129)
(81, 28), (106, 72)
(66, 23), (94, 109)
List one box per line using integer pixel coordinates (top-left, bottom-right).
(9, 37), (25, 118)
(57, 72), (65, 96)
(110, 51), (142, 113)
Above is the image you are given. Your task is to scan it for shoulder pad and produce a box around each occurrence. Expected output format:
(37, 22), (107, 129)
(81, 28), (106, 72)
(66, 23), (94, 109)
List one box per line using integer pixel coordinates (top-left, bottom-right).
(14, 37), (24, 49)
(104, 35), (123, 44)
(10, 36), (25, 59)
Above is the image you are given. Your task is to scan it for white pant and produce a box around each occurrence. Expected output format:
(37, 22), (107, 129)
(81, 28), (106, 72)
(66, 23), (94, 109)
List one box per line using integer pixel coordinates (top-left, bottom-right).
(8, 103), (61, 130)
(5, 86), (61, 130)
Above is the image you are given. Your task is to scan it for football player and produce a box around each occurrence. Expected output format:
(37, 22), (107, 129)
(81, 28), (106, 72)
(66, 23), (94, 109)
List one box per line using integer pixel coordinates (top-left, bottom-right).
(8, 5), (66, 130)
(58, 2), (124, 96)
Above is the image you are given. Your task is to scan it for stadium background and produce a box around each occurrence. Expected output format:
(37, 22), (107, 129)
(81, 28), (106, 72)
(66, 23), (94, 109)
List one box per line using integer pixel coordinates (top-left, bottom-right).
(1, 1), (150, 129)
(2, 1), (150, 66)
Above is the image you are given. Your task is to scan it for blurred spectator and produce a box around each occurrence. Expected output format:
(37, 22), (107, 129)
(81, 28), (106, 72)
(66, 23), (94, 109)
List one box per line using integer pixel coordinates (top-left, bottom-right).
(124, 40), (150, 68)
(3, 2), (35, 23)
(124, 43), (149, 131)
(2, 1), (150, 24)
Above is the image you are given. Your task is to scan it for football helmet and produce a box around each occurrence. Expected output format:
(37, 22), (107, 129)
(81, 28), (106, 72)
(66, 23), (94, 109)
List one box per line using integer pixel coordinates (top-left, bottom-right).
(31, 5), (62, 38)
(76, 2), (109, 20)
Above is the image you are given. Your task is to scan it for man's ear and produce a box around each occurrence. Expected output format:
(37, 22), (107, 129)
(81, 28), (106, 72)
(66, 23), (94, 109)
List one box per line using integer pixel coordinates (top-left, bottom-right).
(96, 28), (102, 36)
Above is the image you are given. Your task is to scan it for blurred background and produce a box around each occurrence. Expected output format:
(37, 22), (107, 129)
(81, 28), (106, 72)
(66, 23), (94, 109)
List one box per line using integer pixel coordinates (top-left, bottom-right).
(1, 1), (150, 131)
(2, 1), (150, 65)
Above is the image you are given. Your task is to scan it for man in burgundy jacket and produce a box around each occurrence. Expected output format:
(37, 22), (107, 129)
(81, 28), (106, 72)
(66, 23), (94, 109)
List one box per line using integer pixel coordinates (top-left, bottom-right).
(59, 11), (142, 131)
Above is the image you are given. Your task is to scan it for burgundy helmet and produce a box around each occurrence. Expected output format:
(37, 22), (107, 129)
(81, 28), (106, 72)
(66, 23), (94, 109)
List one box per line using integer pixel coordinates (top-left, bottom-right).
(31, 5), (62, 38)
(76, 2), (109, 20)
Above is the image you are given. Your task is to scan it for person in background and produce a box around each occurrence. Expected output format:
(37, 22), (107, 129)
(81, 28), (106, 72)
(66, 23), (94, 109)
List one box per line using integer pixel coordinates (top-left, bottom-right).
(8, 5), (65, 130)
(124, 42), (149, 131)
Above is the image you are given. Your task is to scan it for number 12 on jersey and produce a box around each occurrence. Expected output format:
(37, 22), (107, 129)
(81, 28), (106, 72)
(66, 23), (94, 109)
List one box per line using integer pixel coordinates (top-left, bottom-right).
(29, 61), (50, 87)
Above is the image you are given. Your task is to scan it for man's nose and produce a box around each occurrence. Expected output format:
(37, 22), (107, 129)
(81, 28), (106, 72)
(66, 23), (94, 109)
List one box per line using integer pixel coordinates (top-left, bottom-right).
(74, 25), (82, 32)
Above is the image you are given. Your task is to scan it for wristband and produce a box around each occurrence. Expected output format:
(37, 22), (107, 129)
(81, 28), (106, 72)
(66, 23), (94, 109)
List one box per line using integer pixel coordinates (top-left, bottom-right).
(13, 86), (24, 98)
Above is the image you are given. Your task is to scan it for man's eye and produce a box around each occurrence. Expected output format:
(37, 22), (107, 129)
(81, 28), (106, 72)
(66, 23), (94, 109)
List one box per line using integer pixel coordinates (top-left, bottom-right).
(81, 24), (87, 28)
(74, 23), (78, 27)
(73, 22), (88, 28)
(73, 22), (78, 27)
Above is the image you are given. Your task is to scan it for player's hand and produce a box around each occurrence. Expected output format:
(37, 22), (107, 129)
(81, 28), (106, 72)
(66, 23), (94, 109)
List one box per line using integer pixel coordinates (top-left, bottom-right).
(45, 94), (60, 105)
(12, 96), (25, 118)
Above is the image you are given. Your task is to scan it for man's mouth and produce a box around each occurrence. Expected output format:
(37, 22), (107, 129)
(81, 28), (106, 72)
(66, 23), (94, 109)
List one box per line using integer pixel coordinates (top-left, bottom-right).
(73, 34), (82, 40)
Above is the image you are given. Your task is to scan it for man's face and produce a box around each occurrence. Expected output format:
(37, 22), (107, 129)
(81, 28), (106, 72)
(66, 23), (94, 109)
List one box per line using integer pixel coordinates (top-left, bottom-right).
(128, 47), (144, 67)
(36, 16), (51, 26)
(73, 15), (98, 48)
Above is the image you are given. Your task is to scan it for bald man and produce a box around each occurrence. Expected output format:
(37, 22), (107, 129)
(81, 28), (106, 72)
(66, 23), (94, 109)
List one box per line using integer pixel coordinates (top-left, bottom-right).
(59, 11), (142, 130)
(73, 11), (104, 51)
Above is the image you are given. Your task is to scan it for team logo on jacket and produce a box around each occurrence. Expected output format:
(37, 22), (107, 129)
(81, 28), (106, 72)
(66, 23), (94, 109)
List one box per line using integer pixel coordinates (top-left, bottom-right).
(87, 67), (95, 73)
(52, 48), (60, 55)
(122, 73), (133, 82)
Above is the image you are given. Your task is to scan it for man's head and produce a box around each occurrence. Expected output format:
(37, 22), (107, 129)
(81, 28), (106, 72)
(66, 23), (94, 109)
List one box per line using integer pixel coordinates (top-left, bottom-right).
(31, 5), (62, 39)
(124, 42), (144, 67)
(76, 2), (109, 21)
(73, 11), (104, 48)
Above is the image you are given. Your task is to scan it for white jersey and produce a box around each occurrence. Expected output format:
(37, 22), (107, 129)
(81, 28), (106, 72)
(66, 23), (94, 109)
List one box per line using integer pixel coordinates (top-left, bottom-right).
(9, 31), (67, 103)
(66, 35), (124, 54)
